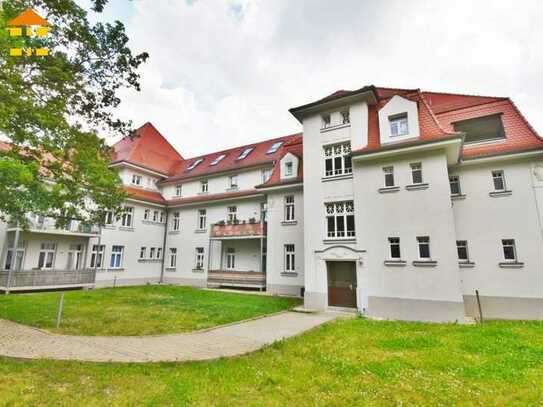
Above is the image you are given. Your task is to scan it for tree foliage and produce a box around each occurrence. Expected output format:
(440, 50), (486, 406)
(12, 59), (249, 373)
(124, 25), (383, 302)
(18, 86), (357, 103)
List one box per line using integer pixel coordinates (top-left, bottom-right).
(0, 0), (148, 227)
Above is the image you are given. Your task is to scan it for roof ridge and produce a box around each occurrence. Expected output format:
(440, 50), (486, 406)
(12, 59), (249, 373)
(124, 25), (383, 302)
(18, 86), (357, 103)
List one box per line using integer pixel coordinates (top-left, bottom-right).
(434, 98), (512, 116)
(422, 90), (507, 100)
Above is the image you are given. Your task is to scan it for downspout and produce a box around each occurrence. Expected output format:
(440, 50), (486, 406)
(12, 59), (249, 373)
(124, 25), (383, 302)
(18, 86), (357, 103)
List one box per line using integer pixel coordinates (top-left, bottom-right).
(5, 222), (20, 295)
(159, 209), (168, 284)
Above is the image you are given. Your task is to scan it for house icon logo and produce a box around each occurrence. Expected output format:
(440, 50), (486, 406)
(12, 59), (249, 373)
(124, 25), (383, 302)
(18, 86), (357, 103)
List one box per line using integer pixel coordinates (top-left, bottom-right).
(6, 9), (51, 57)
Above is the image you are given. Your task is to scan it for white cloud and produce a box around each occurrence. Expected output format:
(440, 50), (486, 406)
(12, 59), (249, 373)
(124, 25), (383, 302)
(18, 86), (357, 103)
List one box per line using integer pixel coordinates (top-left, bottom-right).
(107, 0), (543, 157)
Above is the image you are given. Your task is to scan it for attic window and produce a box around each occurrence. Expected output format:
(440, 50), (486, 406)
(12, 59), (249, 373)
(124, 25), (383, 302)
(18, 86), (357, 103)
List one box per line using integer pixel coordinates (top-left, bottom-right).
(210, 154), (226, 166)
(187, 158), (203, 171)
(266, 142), (283, 154)
(237, 147), (254, 160)
(453, 114), (506, 144)
(389, 113), (409, 137)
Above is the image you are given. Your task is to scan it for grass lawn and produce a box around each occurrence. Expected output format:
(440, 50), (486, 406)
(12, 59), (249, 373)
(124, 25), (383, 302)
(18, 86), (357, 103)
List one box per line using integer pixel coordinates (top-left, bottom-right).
(0, 285), (300, 336)
(1, 318), (543, 405)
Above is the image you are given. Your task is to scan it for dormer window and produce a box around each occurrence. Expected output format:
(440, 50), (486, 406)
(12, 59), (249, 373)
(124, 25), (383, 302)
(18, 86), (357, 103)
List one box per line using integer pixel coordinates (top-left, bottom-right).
(453, 114), (505, 144)
(267, 141), (283, 154)
(187, 158), (203, 171)
(210, 154), (226, 166)
(131, 174), (142, 186)
(237, 147), (254, 160)
(322, 113), (331, 129)
(389, 113), (409, 137)
(285, 162), (293, 176)
(341, 110), (350, 124)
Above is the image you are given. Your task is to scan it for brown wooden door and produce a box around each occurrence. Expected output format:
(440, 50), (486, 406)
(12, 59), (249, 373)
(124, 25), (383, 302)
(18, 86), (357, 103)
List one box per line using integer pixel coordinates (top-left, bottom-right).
(327, 261), (357, 308)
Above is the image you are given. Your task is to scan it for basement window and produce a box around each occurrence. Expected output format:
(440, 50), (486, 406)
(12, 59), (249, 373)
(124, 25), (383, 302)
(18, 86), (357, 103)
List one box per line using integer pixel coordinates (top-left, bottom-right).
(453, 114), (506, 144)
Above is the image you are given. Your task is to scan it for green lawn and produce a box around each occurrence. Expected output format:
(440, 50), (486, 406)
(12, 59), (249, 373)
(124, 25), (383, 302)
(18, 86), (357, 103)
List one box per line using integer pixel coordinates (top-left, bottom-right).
(1, 318), (543, 405)
(0, 285), (300, 336)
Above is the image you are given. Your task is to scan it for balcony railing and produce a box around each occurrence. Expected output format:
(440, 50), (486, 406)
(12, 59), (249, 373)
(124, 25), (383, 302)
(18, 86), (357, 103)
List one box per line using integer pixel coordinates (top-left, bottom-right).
(210, 221), (266, 238)
(0, 268), (96, 290)
(9, 216), (100, 235)
(207, 270), (266, 289)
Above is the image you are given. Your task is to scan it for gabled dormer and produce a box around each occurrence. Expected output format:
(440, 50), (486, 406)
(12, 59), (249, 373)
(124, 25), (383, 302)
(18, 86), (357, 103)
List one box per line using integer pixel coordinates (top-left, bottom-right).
(280, 152), (299, 180)
(378, 95), (420, 144)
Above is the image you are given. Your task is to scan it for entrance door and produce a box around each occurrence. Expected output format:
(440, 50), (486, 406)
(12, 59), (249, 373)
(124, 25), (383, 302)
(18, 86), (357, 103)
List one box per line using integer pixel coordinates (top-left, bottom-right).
(327, 261), (357, 308)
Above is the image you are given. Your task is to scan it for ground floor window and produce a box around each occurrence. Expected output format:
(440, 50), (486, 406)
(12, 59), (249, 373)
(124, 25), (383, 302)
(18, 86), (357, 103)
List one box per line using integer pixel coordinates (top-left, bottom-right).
(90, 244), (105, 268)
(67, 244), (83, 270)
(4, 242), (25, 271)
(195, 247), (205, 270)
(169, 248), (177, 268)
(284, 244), (295, 272)
(110, 245), (124, 268)
(38, 243), (56, 269)
(226, 247), (235, 269)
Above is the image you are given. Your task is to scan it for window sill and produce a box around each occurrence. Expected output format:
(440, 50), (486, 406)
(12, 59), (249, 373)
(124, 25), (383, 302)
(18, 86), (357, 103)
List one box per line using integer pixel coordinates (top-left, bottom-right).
(138, 259), (161, 263)
(322, 173), (353, 182)
(384, 260), (406, 266)
(459, 261), (475, 268)
(226, 187), (239, 192)
(107, 268), (125, 272)
(323, 238), (356, 244)
(320, 123), (351, 133)
(378, 186), (400, 193)
(412, 260), (437, 267)
(405, 183), (429, 191)
(192, 268), (205, 273)
(489, 190), (512, 197)
(165, 267), (176, 272)
(118, 226), (134, 232)
(195, 229), (207, 234)
(168, 230), (180, 235)
(103, 225), (116, 230)
(499, 261), (524, 268)
(451, 194), (466, 201)
(281, 272), (298, 277)
(281, 220), (298, 226)
(142, 220), (165, 226)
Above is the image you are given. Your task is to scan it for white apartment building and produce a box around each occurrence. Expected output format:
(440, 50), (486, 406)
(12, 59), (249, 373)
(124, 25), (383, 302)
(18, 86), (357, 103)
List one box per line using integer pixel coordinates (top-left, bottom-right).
(2, 85), (543, 322)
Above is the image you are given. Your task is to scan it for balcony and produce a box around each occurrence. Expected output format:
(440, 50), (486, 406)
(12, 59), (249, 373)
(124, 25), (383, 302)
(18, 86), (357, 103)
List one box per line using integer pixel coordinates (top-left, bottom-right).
(8, 216), (100, 237)
(0, 268), (96, 292)
(207, 270), (266, 290)
(210, 220), (266, 239)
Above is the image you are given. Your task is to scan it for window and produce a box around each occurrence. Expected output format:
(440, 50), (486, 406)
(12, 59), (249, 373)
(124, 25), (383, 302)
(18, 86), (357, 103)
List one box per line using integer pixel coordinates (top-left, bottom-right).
(416, 236), (431, 259)
(260, 202), (268, 222)
(237, 147), (254, 160)
(322, 113), (331, 128)
(187, 158), (203, 170)
(144, 209), (150, 221)
(169, 248), (177, 268)
(90, 244), (105, 268)
(150, 247), (156, 259)
(453, 114), (506, 144)
(449, 175), (461, 195)
(388, 237), (401, 259)
(324, 143), (352, 177)
(284, 195), (295, 222)
(326, 201), (355, 238)
(226, 248), (235, 270)
(121, 207), (133, 227)
(140, 246), (146, 259)
(229, 174), (238, 189)
(341, 110), (350, 124)
(152, 210), (158, 222)
(410, 162), (423, 184)
(456, 240), (469, 262)
(175, 184), (182, 197)
(131, 174), (142, 186)
(172, 212), (180, 231)
(492, 170), (506, 191)
(38, 243), (56, 269)
(200, 180), (208, 193)
(389, 113), (409, 137)
(4, 241), (25, 271)
(261, 168), (272, 183)
(157, 248), (162, 259)
(267, 141), (283, 154)
(159, 211), (164, 223)
(227, 206), (237, 223)
(110, 245), (124, 268)
(104, 210), (114, 225)
(210, 154), (226, 166)
(502, 239), (517, 261)
(285, 244), (295, 272)
(198, 209), (207, 230)
(195, 247), (205, 269)
(285, 162), (293, 176)
(383, 166), (395, 187)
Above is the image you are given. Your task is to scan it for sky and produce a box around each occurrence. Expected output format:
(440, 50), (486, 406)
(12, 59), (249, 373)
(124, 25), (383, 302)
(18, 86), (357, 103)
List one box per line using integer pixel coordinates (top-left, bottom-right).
(85, 0), (543, 158)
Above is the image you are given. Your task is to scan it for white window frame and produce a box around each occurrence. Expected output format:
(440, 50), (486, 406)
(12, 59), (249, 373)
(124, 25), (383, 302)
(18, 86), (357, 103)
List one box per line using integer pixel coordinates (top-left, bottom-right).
(227, 206), (237, 223)
(198, 209), (207, 230)
(187, 158), (203, 170)
(389, 113), (409, 137)
(169, 248), (177, 268)
(285, 162), (293, 176)
(284, 244), (295, 272)
(323, 142), (352, 177)
(159, 211), (164, 223)
(157, 248), (162, 259)
(226, 247), (235, 270)
(175, 184), (182, 197)
(144, 209), (150, 221)
(410, 162), (423, 184)
(131, 174), (142, 186)
(449, 175), (461, 195)
(237, 147), (254, 160)
(110, 245), (124, 269)
(261, 168), (272, 183)
(456, 240), (469, 262)
(502, 239), (517, 262)
(200, 180), (208, 193)
(284, 195), (295, 222)
(416, 236), (431, 260)
(38, 242), (56, 270)
(90, 244), (105, 268)
(150, 247), (156, 259)
(153, 210), (158, 222)
(321, 113), (331, 129)
(383, 166), (395, 187)
(229, 174), (238, 189)
(4, 241), (25, 271)
(388, 237), (401, 260)
(121, 207), (134, 227)
(210, 154), (226, 166)
(341, 110), (350, 124)
(195, 247), (205, 270)
(492, 170), (506, 192)
(325, 201), (355, 239)
(266, 141), (283, 154)
(140, 246), (147, 259)
(104, 210), (114, 225)
(172, 212), (180, 231)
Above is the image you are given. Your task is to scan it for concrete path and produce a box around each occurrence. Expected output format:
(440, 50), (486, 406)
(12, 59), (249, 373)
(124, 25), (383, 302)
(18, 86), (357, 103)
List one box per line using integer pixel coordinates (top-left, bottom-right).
(0, 311), (343, 363)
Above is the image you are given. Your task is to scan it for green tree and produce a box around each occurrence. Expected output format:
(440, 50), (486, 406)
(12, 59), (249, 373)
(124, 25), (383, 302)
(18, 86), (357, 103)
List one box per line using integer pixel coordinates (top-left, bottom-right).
(0, 0), (148, 228)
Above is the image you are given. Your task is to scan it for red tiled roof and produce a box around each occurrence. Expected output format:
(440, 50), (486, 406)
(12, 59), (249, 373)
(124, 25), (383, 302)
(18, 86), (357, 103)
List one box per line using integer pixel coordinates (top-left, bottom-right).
(167, 189), (262, 206)
(422, 91), (506, 114)
(162, 133), (301, 184)
(257, 136), (303, 188)
(111, 122), (184, 175)
(124, 186), (166, 205)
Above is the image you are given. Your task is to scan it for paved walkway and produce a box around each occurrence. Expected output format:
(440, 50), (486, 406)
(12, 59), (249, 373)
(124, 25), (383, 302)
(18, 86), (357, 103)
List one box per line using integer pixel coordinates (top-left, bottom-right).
(0, 311), (343, 363)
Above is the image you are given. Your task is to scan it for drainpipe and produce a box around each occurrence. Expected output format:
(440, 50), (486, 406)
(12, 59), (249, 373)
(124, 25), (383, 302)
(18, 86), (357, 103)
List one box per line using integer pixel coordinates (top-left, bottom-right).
(93, 225), (102, 285)
(5, 222), (20, 295)
(159, 209), (169, 284)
